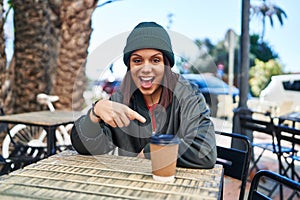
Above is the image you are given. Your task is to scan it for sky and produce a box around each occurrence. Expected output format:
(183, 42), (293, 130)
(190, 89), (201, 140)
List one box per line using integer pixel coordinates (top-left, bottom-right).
(87, 0), (300, 80)
(3, 0), (299, 80)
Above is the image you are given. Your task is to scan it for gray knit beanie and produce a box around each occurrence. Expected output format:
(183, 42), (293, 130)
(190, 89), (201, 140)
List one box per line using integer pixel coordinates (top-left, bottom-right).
(123, 22), (175, 67)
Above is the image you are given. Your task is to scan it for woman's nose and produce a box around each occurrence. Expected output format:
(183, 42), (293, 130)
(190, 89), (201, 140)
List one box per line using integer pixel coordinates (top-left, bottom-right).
(141, 61), (152, 72)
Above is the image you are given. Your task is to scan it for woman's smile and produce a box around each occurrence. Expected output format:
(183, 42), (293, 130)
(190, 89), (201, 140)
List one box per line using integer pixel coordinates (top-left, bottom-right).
(140, 76), (155, 89)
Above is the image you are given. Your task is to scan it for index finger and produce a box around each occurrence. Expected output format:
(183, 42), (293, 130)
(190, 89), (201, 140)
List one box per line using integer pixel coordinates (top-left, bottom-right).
(126, 108), (146, 123)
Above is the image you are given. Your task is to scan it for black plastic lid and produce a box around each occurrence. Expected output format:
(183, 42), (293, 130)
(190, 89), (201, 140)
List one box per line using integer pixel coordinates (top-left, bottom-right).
(150, 133), (181, 145)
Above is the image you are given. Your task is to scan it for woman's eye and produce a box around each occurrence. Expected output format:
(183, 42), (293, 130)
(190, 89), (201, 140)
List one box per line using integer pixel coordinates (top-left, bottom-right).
(153, 58), (161, 63)
(133, 58), (142, 63)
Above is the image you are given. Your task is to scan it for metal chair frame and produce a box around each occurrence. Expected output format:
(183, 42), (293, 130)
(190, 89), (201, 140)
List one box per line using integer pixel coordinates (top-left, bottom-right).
(215, 131), (252, 200)
(234, 108), (294, 175)
(248, 170), (300, 200)
(0, 107), (47, 175)
(275, 124), (300, 182)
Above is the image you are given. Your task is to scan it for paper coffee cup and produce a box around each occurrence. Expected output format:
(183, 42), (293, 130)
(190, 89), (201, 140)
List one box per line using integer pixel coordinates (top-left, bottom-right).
(150, 134), (180, 182)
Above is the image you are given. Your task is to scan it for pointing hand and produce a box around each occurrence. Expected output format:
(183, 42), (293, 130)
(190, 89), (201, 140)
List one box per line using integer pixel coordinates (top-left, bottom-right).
(93, 99), (146, 127)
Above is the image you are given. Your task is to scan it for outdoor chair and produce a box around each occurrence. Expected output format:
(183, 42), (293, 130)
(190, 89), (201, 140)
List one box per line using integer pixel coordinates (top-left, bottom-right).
(0, 107), (47, 175)
(233, 107), (294, 178)
(215, 131), (252, 200)
(248, 170), (300, 200)
(275, 124), (300, 182)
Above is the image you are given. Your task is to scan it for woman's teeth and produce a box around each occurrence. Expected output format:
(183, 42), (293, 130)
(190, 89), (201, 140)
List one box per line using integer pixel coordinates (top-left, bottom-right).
(140, 77), (153, 81)
(140, 77), (154, 88)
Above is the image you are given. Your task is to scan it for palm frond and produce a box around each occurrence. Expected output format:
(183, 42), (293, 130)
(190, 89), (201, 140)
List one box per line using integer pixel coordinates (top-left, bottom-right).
(97, 0), (122, 8)
(274, 5), (288, 26)
(268, 15), (274, 27)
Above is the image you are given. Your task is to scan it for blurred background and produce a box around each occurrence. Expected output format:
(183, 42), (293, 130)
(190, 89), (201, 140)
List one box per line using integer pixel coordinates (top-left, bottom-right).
(1, 0), (299, 117)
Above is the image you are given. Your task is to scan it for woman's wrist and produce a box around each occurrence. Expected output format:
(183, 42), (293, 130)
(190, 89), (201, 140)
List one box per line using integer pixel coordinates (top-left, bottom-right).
(89, 100), (101, 123)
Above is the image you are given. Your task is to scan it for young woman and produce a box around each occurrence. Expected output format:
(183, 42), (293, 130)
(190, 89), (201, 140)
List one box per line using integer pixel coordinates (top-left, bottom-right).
(71, 22), (216, 169)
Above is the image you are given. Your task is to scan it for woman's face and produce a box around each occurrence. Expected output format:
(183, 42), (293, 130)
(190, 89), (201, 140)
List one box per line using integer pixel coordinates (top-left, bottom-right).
(129, 49), (165, 96)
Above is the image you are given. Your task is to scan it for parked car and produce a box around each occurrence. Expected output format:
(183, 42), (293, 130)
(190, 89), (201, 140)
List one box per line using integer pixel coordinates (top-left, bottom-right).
(93, 78), (121, 96)
(102, 79), (121, 95)
(259, 74), (300, 115)
(182, 73), (239, 117)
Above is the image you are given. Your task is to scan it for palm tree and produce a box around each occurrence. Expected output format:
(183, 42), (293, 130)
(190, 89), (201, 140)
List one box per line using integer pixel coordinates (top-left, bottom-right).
(232, 0), (251, 146)
(52, 0), (98, 111)
(233, 0), (286, 146)
(238, 0), (251, 109)
(53, 0), (122, 111)
(10, 0), (60, 113)
(3, 0), (120, 113)
(0, 0), (6, 107)
(250, 0), (287, 41)
(6, 0), (99, 113)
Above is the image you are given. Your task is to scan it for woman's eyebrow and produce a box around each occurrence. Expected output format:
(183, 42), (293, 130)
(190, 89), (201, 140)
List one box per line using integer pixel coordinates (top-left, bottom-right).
(152, 53), (163, 57)
(131, 52), (163, 58)
(131, 53), (141, 57)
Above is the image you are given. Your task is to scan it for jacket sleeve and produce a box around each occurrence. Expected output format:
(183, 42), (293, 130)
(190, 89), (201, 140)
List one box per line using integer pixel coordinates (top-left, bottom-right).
(71, 109), (115, 155)
(176, 81), (217, 169)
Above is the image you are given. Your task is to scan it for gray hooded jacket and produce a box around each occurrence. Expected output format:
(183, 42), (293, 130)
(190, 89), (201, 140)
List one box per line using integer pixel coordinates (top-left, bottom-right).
(71, 75), (217, 169)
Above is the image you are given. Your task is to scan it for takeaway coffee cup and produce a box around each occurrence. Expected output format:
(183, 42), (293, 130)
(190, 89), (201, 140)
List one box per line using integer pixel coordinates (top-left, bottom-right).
(150, 133), (181, 182)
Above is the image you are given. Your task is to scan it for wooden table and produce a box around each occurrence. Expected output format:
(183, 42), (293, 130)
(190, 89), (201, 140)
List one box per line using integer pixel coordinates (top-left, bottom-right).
(0, 150), (224, 200)
(0, 111), (81, 156)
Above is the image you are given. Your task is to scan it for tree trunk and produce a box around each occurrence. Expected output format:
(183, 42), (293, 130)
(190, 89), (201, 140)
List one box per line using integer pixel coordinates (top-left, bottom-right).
(232, 0), (251, 150)
(238, 0), (250, 109)
(0, 0), (6, 107)
(12, 0), (60, 113)
(52, 0), (98, 111)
